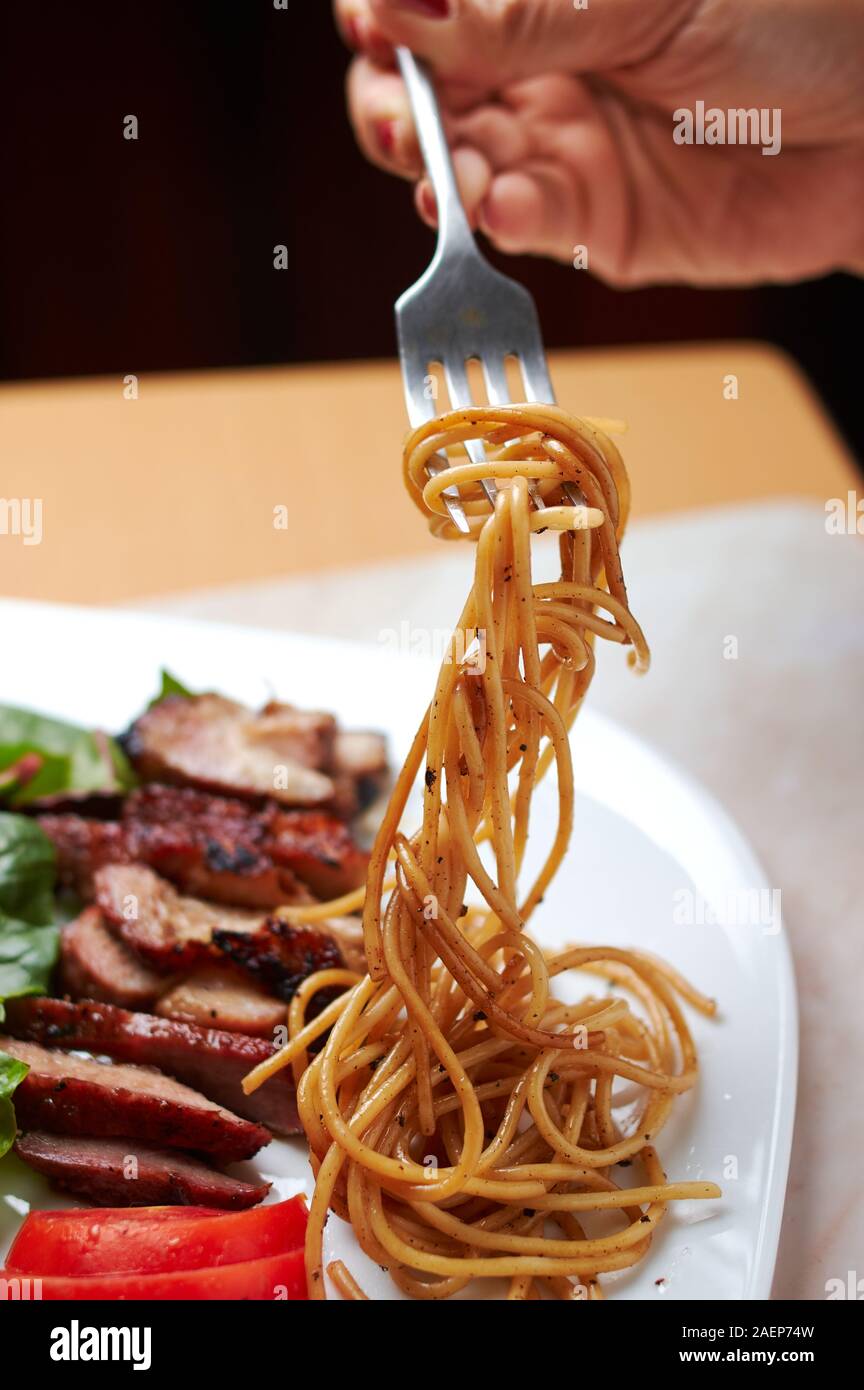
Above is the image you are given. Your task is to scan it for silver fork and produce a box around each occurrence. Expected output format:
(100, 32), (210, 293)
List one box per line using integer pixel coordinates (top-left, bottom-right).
(395, 48), (574, 533)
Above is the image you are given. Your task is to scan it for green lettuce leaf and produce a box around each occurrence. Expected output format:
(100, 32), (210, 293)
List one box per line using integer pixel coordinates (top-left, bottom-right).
(148, 668), (195, 707)
(0, 814), (60, 1023)
(0, 704), (136, 806)
(0, 1053), (29, 1159)
(0, 744), (71, 805)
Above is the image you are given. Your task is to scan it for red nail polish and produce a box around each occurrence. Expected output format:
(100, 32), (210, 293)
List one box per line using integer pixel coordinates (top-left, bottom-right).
(376, 118), (397, 155)
(398, 0), (449, 17)
(344, 15), (362, 47)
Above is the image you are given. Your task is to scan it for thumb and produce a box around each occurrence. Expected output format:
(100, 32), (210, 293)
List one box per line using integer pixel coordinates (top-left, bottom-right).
(366, 0), (697, 87)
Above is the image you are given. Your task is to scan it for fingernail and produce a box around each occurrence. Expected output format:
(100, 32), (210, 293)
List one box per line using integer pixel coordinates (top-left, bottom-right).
(344, 15), (362, 47)
(395, 0), (450, 17)
(376, 118), (399, 155)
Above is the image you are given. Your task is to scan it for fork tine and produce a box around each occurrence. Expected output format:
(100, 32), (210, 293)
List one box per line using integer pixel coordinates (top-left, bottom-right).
(400, 348), (471, 533)
(519, 349), (585, 508)
(443, 358), (498, 508)
(483, 356), (546, 512)
(516, 345), (553, 406)
(481, 356), (510, 408)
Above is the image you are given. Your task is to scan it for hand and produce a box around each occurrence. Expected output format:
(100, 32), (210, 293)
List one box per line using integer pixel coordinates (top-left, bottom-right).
(335, 0), (864, 286)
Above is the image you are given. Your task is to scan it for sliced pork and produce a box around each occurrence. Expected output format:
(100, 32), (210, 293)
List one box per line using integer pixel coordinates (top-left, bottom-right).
(0, 1036), (269, 1162)
(4, 997), (300, 1134)
(125, 785), (368, 903)
(57, 907), (163, 1010)
(14, 1132), (270, 1209)
(124, 694), (337, 807)
(316, 916), (366, 975)
(95, 863), (265, 972)
(38, 816), (132, 898)
(39, 785), (367, 906)
(332, 729), (388, 808)
(154, 966), (287, 1038)
(265, 807), (370, 901)
(122, 787), (314, 907)
(213, 919), (344, 1001)
(124, 693), (388, 817)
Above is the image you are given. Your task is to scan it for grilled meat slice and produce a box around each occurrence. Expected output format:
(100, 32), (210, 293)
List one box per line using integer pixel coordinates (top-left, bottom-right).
(154, 966), (287, 1038)
(39, 786), (368, 907)
(125, 785), (367, 903)
(124, 693), (389, 816)
(332, 729), (388, 809)
(14, 1132), (270, 1209)
(246, 700), (337, 773)
(93, 863), (355, 1011)
(0, 1036), (269, 1162)
(125, 694), (337, 807)
(4, 996), (301, 1135)
(58, 907), (163, 1010)
(265, 808), (369, 902)
(316, 916), (366, 975)
(123, 796), (312, 909)
(38, 816), (132, 898)
(39, 801), (312, 908)
(213, 919), (344, 1002)
(94, 863), (265, 972)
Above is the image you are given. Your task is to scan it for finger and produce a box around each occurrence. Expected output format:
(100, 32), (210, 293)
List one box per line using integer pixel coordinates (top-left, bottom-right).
(474, 84), (629, 267)
(346, 56), (424, 177)
(478, 163), (585, 258)
(415, 146), (495, 229)
(366, 0), (698, 87)
(333, 0), (395, 66)
(451, 104), (531, 172)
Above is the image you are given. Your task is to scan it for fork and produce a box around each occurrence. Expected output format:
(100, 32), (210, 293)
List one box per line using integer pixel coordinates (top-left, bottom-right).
(395, 47), (575, 533)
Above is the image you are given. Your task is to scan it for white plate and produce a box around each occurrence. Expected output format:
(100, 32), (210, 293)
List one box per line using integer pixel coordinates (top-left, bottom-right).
(0, 599), (796, 1300)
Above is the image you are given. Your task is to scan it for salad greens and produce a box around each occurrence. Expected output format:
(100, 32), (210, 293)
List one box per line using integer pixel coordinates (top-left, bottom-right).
(0, 704), (136, 808)
(0, 813), (61, 1020)
(0, 813), (62, 1156)
(148, 668), (195, 707)
(0, 1054), (29, 1159)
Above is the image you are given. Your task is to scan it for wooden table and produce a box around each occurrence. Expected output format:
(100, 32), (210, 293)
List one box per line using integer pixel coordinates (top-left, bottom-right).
(0, 343), (855, 604)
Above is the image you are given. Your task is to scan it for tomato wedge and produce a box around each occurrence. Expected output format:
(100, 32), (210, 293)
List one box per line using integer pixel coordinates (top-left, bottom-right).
(6, 1197), (307, 1277)
(1, 1248), (307, 1300)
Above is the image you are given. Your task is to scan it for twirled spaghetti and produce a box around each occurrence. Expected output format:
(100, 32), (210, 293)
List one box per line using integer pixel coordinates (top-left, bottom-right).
(244, 403), (719, 1300)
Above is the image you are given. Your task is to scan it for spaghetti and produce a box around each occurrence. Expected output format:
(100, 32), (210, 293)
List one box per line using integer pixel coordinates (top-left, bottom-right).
(244, 403), (719, 1300)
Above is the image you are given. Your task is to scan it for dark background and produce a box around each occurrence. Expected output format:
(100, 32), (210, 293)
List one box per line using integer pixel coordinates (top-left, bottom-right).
(1, 1), (860, 456)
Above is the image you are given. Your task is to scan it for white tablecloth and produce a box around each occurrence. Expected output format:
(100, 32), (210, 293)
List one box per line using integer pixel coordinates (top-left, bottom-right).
(135, 499), (864, 1301)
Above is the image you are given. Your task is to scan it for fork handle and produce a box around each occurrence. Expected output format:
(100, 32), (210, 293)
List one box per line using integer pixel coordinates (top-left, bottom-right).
(396, 47), (475, 257)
